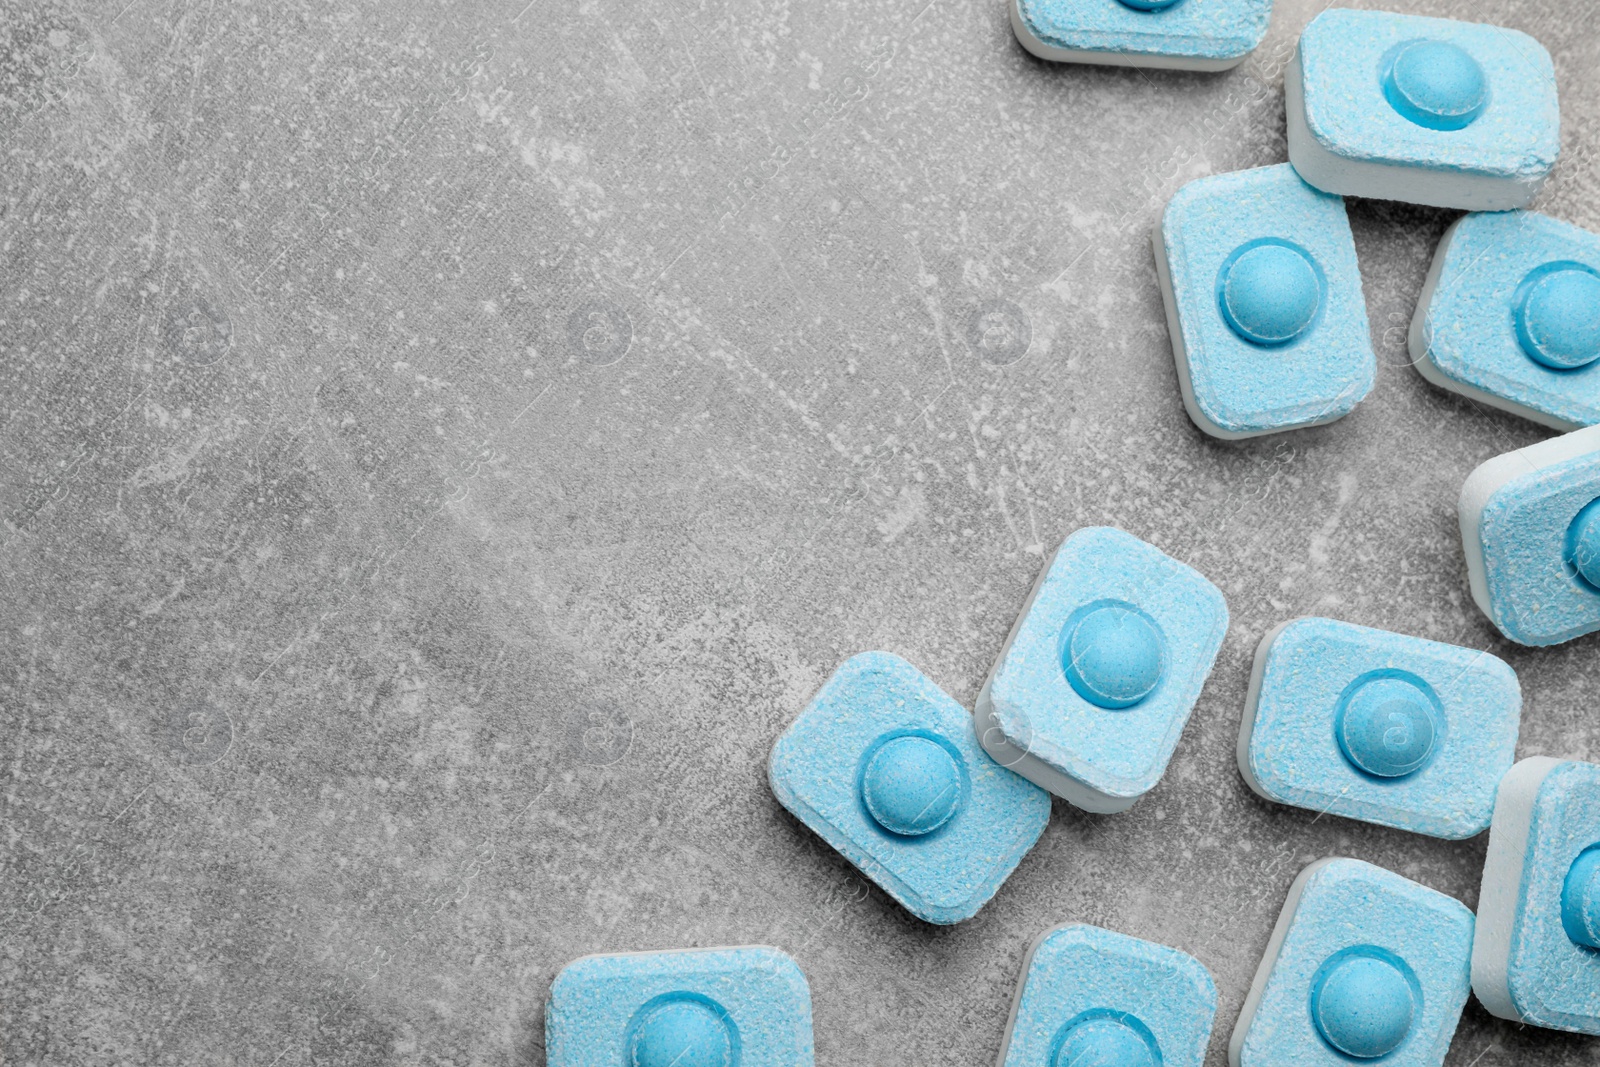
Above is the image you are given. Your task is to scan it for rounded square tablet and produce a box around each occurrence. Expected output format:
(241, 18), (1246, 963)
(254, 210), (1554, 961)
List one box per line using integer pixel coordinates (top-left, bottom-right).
(768, 652), (1051, 925)
(1459, 424), (1600, 646)
(1411, 212), (1600, 430)
(1229, 859), (1474, 1067)
(1238, 617), (1521, 840)
(1474, 758), (1600, 1035)
(1009, 0), (1271, 72)
(545, 946), (814, 1067)
(1155, 164), (1375, 439)
(977, 527), (1228, 813)
(997, 924), (1217, 1067)
(1287, 10), (1559, 211)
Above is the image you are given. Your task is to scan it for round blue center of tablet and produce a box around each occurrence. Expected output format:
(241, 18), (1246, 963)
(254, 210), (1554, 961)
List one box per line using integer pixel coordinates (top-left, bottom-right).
(1382, 39), (1488, 131)
(861, 735), (962, 837)
(1515, 266), (1600, 371)
(1219, 242), (1322, 346)
(1335, 674), (1440, 779)
(1062, 604), (1164, 710)
(630, 998), (735, 1067)
(1053, 1015), (1159, 1067)
(1115, 0), (1183, 10)
(1311, 954), (1416, 1059)
(1562, 848), (1600, 949)
(1570, 498), (1600, 591)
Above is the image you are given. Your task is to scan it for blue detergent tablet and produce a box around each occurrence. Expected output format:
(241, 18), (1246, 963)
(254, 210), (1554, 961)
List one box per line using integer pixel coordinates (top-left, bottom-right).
(1460, 424), (1600, 645)
(1288, 10), (1559, 211)
(1412, 212), (1600, 430)
(769, 652), (1050, 924)
(998, 924), (1217, 1067)
(1334, 674), (1439, 779)
(1062, 603), (1165, 709)
(978, 527), (1227, 813)
(1240, 618), (1520, 839)
(1381, 40), (1488, 132)
(1055, 1015), (1159, 1067)
(1156, 164), (1374, 439)
(546, 947), (813, 1067)
(1561, 848), (1600, 950)
(1009, 0), (1270, 72)
(1311, 952), (1415, 1059)
(1219, 241), (1323, 346)
(1571, 498), (1600, 588)
(1516, 267), (1600, 371)
(860, 734), (961, 836)
(1474, 758), (1600, 1034)
(1230, 859), (1473, 1067)
(630, 998), (734, 1067)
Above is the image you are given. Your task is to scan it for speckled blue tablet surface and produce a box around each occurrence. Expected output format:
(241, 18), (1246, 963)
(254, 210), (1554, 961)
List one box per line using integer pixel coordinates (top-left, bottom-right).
(1474, 760), (1600, 1034)
(1011, 0), (1271, 68)
(768, 651), (1050, 924)
(1414, 212), (1600, 429)
(1231, 859), (1474, 1067)
(986, 527), (1228, 806)
(1242, 617), (1521, 839)
(545, 946), (813, 1067)
(1464, 427), (1600, 646)
(1292, 10), (1558, 202)
(1157, 164), (1374, 438)
(998, 924), (1217, 1067)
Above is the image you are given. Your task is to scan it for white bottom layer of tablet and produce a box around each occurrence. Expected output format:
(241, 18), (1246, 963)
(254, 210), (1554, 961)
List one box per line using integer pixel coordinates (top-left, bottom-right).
(1407, 217), (1581, 432)
(1470, 756), (1563, 1021)
(1286, 49), (1543, 212)
(1009, 0), (1249, 72)
(992, 922), (1071, 1065)
(1234, 621), (1295, 800)
(972, 537), (1141, 815)
(1227, 857), (1341, 1067)
(975, 686), (1137, 814)
(1457, 426), (1600, 626)
(1153, 224), (1252, 441)
(1151, 223), (1353, 441)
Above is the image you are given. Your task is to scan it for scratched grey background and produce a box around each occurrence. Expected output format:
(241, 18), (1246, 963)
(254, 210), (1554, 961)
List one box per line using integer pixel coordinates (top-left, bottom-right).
(3, 0), (1598, 1063)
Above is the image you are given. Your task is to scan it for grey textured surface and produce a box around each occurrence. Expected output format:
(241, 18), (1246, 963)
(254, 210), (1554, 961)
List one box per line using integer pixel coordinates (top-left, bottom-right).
(2, 0), (1598, 1064)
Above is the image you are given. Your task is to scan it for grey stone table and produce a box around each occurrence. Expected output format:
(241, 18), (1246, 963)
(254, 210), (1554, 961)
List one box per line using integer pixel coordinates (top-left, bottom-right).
(2, 0), (1597, 1063)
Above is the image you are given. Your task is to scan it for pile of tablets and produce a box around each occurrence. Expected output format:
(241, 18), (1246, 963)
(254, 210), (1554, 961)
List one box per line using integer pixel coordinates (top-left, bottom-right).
(543, 7), (1600, 1066)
